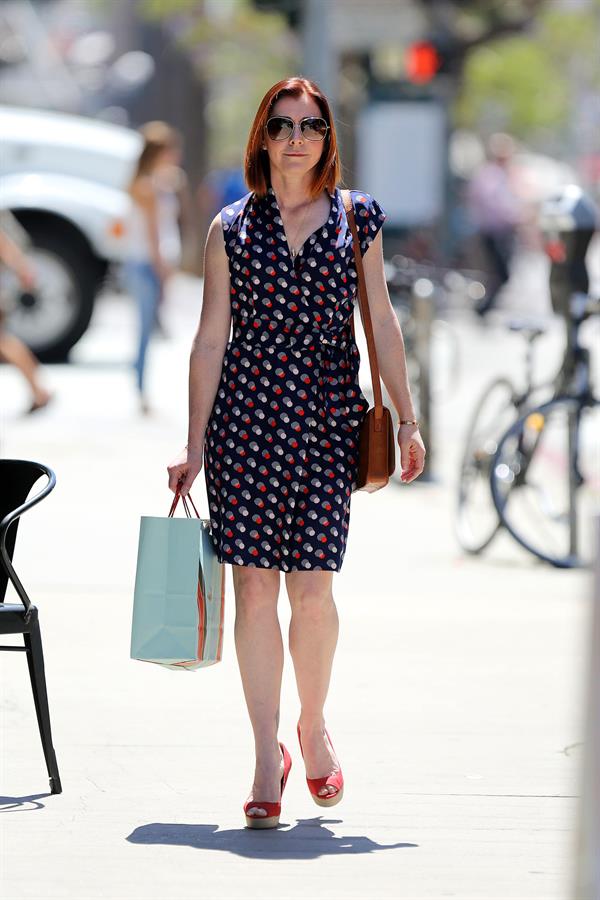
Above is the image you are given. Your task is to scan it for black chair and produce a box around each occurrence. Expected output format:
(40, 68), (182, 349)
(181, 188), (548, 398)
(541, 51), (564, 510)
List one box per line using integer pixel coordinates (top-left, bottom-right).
(0, 459), (62, 794)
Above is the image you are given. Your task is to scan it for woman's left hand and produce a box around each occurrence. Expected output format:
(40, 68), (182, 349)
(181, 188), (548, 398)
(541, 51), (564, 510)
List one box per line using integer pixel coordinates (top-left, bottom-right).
(398, 424), (426, 483)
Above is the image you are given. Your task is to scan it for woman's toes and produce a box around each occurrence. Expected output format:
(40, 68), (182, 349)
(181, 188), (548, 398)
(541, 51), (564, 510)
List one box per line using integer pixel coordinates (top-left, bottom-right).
(248, 806), (267, 816)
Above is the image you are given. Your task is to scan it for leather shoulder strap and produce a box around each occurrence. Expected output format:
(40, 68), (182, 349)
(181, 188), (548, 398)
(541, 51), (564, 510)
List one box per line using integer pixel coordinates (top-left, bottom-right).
(340, 189), (384, 416)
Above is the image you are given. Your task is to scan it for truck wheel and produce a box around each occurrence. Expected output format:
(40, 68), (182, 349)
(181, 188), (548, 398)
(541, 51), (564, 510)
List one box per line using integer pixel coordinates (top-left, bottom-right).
(4, 222), (101, 362)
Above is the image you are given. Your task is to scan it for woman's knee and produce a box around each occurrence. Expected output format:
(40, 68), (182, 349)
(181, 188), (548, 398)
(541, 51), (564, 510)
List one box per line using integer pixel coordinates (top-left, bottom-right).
(286, 572), (334, 620)
(232, 565), (280, 615)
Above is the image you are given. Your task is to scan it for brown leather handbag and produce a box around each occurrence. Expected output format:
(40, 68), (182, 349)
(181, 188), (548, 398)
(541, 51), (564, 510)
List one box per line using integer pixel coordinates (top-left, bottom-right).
(341, 189), (395, 493)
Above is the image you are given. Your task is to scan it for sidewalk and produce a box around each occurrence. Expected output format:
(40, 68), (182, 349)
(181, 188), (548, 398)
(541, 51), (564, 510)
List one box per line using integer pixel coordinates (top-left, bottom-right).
(0, 276), (593, 900)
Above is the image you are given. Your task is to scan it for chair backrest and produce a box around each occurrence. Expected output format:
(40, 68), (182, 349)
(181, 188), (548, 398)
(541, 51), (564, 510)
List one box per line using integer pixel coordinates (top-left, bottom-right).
(0, 459), (56, 605)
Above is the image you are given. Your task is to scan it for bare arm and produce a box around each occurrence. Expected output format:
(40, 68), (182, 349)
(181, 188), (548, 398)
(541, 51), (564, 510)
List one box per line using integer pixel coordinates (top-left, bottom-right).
(361, 230), (416, 420)
(187, 211), (231, 450)
(167, 211), (231, 494)
(0, 229), (36, 288)
(131, 179), (164, 277)
(361, 231), (425, 482)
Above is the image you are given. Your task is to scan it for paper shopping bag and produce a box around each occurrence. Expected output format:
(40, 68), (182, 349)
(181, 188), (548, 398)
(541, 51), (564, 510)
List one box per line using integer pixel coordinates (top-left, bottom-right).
(130, 490), (225, 670)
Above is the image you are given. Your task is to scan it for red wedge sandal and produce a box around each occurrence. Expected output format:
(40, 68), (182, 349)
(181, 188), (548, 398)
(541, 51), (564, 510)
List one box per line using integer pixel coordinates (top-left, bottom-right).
(244, 742), (292, 829)
(297, 723), (344, 807)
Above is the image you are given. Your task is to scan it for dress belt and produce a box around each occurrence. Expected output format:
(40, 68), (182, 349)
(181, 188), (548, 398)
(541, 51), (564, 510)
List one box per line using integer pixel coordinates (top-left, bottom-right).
(230, 316), (354, 397)
(231, 316), (352, 352)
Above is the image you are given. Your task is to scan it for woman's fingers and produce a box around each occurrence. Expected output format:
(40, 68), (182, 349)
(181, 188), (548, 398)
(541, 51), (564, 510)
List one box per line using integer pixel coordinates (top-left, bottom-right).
(167, 446), (204, 494)
(167, 466), (183, 493)
(180, 465), (201, 496)
(400, 440), (426, 483)
(399, 438), (411, 474)
(167, 460), (188, 493)
(179, 477), (193, 496)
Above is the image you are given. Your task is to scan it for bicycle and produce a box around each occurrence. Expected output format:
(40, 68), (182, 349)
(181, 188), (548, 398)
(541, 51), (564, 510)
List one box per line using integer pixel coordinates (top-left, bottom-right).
(455, 315), (555, 554)
(489, 292), (599, 568)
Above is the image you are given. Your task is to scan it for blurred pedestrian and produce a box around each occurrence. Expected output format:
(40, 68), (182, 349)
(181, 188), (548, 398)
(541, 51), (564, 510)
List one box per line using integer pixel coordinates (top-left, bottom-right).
(0, 221), (53, 414)
(123, 121), (183, 414)
(467, 133), (523, 316)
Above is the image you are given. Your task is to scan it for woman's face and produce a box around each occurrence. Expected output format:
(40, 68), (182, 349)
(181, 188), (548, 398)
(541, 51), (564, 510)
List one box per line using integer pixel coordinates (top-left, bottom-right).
(263, 93), (328, 181)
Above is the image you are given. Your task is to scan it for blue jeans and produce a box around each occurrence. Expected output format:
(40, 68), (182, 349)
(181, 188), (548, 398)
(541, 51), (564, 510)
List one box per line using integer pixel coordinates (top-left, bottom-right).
(123, 261), (161, 394)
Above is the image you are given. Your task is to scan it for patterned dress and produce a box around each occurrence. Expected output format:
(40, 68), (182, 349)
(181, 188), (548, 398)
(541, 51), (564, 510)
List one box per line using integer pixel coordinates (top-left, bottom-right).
(203, 185), (386, 572)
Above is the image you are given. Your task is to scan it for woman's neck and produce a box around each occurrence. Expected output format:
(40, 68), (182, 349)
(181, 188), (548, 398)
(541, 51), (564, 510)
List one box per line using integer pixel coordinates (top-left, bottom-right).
(269, 173), (319, 211)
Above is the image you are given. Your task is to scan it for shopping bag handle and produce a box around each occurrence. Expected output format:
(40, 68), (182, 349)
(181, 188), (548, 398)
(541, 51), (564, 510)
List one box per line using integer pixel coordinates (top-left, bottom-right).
(168, 485), (201, 519)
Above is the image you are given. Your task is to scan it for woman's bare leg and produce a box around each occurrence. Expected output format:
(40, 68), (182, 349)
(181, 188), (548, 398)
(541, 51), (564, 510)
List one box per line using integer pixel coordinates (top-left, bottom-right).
(232, 564), (285, 816)
(285, 570), (340, 797)
(0, 332), (50, 405)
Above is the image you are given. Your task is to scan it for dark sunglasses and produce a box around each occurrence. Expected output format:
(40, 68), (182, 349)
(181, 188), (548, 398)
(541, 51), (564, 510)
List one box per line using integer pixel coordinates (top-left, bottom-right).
(265, 115), (330, 142)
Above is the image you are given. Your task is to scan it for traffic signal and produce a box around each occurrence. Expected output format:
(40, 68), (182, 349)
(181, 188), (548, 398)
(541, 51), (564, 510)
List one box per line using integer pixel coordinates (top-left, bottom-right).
(405, 41), (441, 84)
(404, 36), (463, 83)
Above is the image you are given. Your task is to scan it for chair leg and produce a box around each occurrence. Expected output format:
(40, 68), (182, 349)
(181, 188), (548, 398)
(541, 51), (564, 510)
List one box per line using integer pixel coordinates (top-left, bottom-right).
(24, 619), (62, 794)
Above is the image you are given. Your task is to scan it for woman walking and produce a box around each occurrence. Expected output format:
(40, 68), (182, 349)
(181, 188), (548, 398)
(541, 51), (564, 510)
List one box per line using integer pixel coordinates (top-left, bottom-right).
(0, 220), (53, 414)
(124, 122), (183, 413)
(167, 78), (425, 828)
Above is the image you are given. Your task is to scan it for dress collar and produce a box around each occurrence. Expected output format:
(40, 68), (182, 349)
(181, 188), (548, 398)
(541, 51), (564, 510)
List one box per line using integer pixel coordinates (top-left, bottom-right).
(265, 184), (338, 207)
(260, 185), (347, 253)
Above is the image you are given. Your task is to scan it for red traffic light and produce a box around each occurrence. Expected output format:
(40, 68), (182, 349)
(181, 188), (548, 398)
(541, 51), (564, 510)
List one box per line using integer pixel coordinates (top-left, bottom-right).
(405, 41), (441, 84)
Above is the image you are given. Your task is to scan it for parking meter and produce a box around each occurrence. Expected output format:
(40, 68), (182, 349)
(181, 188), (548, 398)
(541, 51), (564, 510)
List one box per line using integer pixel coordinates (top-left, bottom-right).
(538, 185), (598, 316)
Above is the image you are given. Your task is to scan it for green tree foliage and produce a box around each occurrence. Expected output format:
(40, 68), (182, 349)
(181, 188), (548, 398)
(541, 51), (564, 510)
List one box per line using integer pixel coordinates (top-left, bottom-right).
(140, 0), (300, 168)
(455, 1), (600, 140)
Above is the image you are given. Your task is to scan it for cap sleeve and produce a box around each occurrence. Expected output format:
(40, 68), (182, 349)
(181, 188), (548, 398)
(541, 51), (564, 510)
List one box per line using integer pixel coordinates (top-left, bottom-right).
(220, 191), (252, 234)
(351, 191), (387, 258)
(220, 191), (253, 263)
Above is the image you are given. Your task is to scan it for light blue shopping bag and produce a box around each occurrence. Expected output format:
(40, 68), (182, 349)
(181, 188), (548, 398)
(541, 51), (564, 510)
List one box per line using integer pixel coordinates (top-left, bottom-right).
(130, 491), (225, 670)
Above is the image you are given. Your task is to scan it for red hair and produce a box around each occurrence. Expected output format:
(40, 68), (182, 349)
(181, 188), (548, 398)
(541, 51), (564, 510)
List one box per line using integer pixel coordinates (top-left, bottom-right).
(244, 77), (342, 200)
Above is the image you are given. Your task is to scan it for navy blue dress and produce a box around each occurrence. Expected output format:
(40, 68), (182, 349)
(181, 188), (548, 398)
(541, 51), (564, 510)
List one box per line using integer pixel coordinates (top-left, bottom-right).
(203, 185), (386, 572)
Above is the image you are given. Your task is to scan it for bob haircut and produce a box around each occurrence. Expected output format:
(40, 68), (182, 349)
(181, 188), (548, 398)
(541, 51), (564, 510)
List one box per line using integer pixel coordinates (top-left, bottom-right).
(127, 120), (182, 194)
(244, 77), (341, 200)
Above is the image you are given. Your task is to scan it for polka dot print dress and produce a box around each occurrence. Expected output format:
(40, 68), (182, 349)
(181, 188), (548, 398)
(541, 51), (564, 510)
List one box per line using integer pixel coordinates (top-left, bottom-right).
(203, 185), (386, 572)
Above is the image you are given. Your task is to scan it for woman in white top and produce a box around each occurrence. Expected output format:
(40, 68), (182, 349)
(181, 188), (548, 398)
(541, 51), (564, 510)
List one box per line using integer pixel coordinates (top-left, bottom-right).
(124, 121), (183, 413)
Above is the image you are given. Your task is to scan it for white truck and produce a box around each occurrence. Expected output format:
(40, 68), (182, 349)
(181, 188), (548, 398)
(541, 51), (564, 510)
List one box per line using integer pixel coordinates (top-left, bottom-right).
(0, 104), (142, 360)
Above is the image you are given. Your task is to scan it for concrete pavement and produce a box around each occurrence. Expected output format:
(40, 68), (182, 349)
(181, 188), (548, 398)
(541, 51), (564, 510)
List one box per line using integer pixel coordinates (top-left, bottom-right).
(0, 272), (595, 900)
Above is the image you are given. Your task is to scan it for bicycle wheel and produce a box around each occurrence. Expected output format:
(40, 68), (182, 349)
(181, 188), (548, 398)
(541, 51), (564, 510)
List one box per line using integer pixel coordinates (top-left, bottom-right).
(490, 396), (600, 567)
(456, 378), (518, 553)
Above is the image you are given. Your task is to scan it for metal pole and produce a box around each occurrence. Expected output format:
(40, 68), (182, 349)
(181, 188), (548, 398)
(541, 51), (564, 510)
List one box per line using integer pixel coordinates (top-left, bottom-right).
(301, 0), (336, 102)
(573, 514), (600, 899)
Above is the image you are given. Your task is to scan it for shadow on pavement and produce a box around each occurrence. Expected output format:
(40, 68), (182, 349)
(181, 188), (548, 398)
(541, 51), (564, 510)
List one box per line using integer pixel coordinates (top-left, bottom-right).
(127, 816), (418, 858)
(0, 794), (50, 812)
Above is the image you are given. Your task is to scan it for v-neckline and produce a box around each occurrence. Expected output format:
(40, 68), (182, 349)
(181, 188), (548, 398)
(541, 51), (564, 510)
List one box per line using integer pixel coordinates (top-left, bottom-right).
(267, 185), (337, 263)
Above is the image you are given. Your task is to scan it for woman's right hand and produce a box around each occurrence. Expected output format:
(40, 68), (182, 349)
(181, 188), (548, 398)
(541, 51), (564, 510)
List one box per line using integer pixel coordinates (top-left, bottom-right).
(167, 444), (203, 496)
(17, 261), (37, 292)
